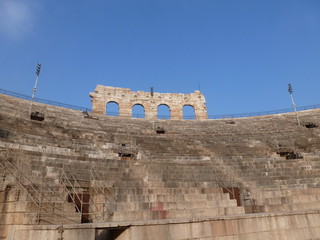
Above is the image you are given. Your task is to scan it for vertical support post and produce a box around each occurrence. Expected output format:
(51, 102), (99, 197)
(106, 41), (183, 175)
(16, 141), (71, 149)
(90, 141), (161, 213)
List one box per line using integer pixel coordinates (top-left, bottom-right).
(90, 167), (93, 218)
(62, 194), (65, 225)
(81, 191), (83, 222)
(103, 203), (105, 221)
(61, 167), (64, 225)
(288, 83), (300, 125)
(29, 63), (41, 115)
(232, 179), (235, 200)
(37, 181), (43, 224)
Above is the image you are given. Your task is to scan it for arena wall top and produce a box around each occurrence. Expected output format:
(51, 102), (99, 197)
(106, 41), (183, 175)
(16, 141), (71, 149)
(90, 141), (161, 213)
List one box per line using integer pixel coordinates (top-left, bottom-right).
(0, 88), (319, 120)
(90, 85), (208, 120)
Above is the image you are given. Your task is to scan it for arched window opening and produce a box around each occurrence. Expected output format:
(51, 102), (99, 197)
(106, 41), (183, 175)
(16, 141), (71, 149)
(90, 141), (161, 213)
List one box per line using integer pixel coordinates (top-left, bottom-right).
(183, 105), (196, 120)
(106, 101), (119, 116)
(157, 104), (170, 119)
(132, 104), (145, 118)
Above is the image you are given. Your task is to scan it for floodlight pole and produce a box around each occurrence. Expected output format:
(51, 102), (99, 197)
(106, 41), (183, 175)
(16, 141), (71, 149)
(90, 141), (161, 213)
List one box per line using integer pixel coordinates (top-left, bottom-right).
(288, 83), (300, 125)
(29, 63), (41, 114)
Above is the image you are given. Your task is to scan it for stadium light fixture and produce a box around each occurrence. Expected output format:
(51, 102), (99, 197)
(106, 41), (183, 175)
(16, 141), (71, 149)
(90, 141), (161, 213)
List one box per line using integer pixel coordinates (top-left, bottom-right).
(288, 83), (300, 125)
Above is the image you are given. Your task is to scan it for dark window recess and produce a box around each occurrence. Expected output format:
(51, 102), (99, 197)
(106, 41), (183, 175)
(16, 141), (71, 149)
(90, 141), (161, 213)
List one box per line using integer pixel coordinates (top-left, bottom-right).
(277, 151), (303, 159)
(156, 127), (165, 134)
(67, 192), (91, 223)
(118, 153), (132, 158)
(120, 143), (126, 147)
(222, 187), (241, 206)
(118, 152), (135, 160)
(30, 112), (44, 121)
(97, 227), (128, 240)
(303, 123), (318, 129)
(0, 129), (10, 139)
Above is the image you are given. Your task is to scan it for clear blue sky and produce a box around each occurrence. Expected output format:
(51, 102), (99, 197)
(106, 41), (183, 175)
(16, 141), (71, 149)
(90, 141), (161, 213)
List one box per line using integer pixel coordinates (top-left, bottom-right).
(0, 0), (319, 116)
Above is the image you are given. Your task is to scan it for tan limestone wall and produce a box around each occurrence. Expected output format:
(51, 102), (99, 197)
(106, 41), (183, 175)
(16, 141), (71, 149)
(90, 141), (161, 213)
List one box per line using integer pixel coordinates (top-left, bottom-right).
(7, 211), (320, 240)
(90, 85), (208, 120)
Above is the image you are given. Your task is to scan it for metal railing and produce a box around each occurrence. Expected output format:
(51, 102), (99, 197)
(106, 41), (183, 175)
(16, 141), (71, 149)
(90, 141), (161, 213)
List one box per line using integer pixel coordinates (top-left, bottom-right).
(208, 104), (320, 119)
(1, 88), (319, 120)
(0, 88), (91, 112)
(60, 164), (115, 222)
(0, 148), (80, 224)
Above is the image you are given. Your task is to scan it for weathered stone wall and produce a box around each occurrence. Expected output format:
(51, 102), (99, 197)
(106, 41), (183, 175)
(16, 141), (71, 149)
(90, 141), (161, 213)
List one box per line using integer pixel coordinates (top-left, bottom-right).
(90, 85), (208, 120)
(1, 93), (320, 240)
(7, 211), (320, 240)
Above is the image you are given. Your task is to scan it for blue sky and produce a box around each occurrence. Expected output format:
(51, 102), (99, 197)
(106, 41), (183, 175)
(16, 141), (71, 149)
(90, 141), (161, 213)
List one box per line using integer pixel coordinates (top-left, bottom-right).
(0, 0), (319, 116)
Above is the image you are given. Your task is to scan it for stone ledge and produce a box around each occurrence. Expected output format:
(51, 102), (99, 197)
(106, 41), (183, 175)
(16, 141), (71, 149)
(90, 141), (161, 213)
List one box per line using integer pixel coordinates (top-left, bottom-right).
(22, 209), (320, 230)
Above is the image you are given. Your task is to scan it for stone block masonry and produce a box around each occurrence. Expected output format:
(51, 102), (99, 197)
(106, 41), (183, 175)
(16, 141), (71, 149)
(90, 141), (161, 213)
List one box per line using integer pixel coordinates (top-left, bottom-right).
(1, 93), (320, 240)
(90, 85), (208, 120)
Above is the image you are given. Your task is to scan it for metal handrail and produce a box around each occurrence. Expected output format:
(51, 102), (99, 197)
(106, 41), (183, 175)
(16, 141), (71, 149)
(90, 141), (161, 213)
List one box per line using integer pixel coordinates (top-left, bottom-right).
(0, 151), (112, 224)
(61, 164), (107, 221)
(89, 168), (116, 209)
(208, 104), (320, 119)
(1, 88), (319, 119)
(0, 148), (81, 224)
(0, 88), (91, 112)
(0, 161), (40, 206)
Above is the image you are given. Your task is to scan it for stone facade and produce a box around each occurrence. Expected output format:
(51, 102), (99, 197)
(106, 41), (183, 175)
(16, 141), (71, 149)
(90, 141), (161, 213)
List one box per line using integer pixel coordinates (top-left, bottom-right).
(90, 85), (208, 120)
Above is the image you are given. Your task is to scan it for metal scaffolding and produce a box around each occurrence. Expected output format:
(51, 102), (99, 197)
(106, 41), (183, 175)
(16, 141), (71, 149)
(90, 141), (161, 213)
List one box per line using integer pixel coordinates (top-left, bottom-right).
(0, 147), (115, 225)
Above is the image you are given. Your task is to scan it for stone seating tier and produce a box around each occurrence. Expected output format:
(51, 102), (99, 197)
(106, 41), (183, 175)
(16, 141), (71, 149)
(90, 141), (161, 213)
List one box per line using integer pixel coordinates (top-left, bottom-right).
(1, 94), (320, 239)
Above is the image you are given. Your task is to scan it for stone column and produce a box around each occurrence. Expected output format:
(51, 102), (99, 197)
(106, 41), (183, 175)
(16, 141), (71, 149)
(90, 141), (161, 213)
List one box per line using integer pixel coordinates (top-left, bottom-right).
(119, 101), (132, 118)
(195, 106), (208, 120)
(91, 98), (106, 115)
(141, 101), (152, 119)
(171, 105), (183, 120)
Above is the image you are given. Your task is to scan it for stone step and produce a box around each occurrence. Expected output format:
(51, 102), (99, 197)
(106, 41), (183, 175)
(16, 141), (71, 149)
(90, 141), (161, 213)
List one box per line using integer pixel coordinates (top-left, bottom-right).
(0, 208), (81, 225)
(253, 188), (320, 199)
(145, 181), (218, 188)
(0, 201), (77, 213)
(115, 193), (230, 203)
(0, 225), (7, 239)
(255, 194), (320, 205)
(38, 212), (81, 224)
(111, 206), (245, 221)
(115, 198), (238, 211)
(0, 212), (36, 225)
(113, 186), (223, 195)
(258, 201), (320, 213)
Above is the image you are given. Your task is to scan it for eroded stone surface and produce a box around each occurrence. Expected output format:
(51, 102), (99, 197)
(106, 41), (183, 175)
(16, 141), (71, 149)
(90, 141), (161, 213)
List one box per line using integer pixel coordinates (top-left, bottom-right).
(90, 85), (208, 120)
(1, 93), (320, 240)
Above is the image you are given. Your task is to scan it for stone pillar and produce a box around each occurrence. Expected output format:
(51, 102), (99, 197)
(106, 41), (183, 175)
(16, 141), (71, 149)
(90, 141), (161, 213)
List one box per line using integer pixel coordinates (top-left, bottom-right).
(144, 101), (157, 120)
(119, 102), (132, 118)
(91, 98), (106, 115)
(195, 106), (208, 120)
(171, 105), (183, 120)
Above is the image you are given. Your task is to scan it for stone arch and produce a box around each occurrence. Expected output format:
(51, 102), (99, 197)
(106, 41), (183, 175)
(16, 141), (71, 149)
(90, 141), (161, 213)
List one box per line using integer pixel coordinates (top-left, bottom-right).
(132, 104), (145, 118)
(157, 104), (171, 119)
(106, 101), (119, 116)
(91, 85), (208, 120)
(183, 105), (196, 120)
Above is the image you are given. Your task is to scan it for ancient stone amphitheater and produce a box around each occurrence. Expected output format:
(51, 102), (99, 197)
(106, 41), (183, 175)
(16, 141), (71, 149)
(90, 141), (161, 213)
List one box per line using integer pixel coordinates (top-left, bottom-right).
(1, 86), (320, 240)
